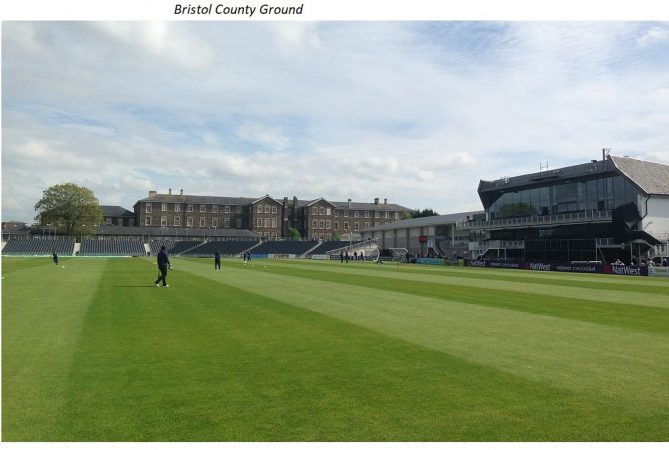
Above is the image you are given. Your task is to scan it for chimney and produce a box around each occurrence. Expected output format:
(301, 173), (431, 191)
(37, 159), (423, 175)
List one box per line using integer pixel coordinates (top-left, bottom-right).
(384, 198), (387, 204)
(374, 198), (379, 205)
(149, 190), (157, 196)
(168, 188), (172, 195)
(348, 199), (352, 208)
(180, 189), (184, 196)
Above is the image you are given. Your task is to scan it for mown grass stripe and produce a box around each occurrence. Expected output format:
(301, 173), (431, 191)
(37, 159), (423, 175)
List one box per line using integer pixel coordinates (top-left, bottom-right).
(232, 262), (669, 334)
(178, 258), (669, 416)
(2, 257), (105, 441)
(272, 260), (669, 309)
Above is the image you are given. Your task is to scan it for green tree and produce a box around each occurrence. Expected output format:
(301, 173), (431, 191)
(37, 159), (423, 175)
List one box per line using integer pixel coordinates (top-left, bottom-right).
(411, 208), (439, 218)
(289, 227), (302, 240)
(34, 183), (104, 237)
(331, 231), (341, 241)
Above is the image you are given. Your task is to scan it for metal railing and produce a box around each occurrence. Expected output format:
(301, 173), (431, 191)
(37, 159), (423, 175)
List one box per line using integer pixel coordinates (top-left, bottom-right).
(459, 209), (612, 230)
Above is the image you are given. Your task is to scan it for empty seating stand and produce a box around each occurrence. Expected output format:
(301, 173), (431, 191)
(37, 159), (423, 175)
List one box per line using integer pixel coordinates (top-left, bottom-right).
(2, 237), (75, 256)
(180, 240), (258, 257)
(79, 238), (145, 256)
(251, 240), (319, 257)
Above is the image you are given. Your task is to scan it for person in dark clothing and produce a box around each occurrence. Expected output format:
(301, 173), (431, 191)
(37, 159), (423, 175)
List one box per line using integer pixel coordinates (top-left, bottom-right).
(155, 245), (171, 287)
(214, 250), (221, 270)
(52, 251), (59, 266)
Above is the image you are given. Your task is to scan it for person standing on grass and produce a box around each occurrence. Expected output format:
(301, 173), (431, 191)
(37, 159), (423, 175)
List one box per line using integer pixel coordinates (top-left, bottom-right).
(214, 250), (221, 270)
(52, 250), (59, 266)
(155, 245), (171, 287)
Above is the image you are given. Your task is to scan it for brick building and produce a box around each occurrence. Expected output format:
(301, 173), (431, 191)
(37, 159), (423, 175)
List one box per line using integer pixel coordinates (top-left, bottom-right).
(133, 190), (411, 240)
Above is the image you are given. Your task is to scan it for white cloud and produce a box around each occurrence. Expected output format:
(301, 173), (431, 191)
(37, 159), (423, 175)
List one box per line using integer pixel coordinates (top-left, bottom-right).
(636, 25), (669, 47)
(2, 21), (668, 222)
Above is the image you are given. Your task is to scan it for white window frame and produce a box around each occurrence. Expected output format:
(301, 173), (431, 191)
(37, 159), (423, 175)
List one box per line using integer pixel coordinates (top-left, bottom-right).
(187, 217), (193, 227)
(174, 217), (181, 227)
(312, 220), (318, 229)
(161, 216), (167, 227)
(257, 204), (263, 213)
(326, 220), (331, 228)
(146, 204), (152, 213)
(344, 221), (349, 230)
(187, 204), (193, 212)
(272, 205), (277, 214)
(257, 218), (263, 227)
(200, 205), (206, 213)
(145, 216), (151, 226)
(224, 205), (230, 214)
(265, 205), (270, 214)
(162, 203), (167, 212)
(224, 218), (230, 227)
(375, 211), (380, 218)
(312, 207), (318, 215)
(175, 204), (181, 212)
(212, 205), (218, 213)
(354, 222), (359, 231)
(365, 210), (370, 218)
(271, 218), (277, 228)
(212, 218), (218, 227)
(264, 218), (270, 228)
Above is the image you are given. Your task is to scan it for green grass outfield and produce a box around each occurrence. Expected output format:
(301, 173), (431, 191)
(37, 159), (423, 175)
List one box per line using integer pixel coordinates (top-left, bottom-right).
(3, 256), (669, 441)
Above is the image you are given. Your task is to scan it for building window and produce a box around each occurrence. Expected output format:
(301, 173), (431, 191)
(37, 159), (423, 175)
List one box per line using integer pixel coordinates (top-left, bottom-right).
(236, 218), (241, 227)
(334, 222), (339, 230)
(365, 222), (370, 229)
(106, 218), (112, 225)
(271, 218), (277, 228)
(264, 218), (270, 228)
(365, 210), (370, 218)
(354, 222), (359, 231)
(175, 204), (181, 212)
(199, 217), (205, 227)
(312, 207), (318, 215)
(326, 220), (331, 228)
(384, 211), (389, 219)
(312, 220), (318, 229)
(375, 211), (380, 218)
(174, 217), (180, 227)
(146, 204), (152, 213)
(354, 210), (359, 218)
(257, 218), (263, 227)
(187, 217), (193, 227)
(394, 212), (399, 219)
(161, 203), (167, 212)
(212, 218), (218, 227)
(224, 218), (230, 227)
(212, 205), (218, 213)
(265, 205), (270, 214)
(257, 204), (263, 213)
(319, 220), (324, 229)
(187, 204), (193, 212)
(145, 216), (151, 226)
(344, 221), (349, 230)
(326, 208), (331, 215)
(272, 205), (277, 214)
(200, 205), (206, 213)
(344, 210), (348, 217)
(319, 207), (325, 215)
(224, 205), (230, 214)
(326, 233), (331, 240)
(161, 216), (167, 227)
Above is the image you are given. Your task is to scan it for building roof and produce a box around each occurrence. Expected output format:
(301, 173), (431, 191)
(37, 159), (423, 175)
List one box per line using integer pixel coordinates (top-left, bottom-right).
(101, 206), (135, 217)
(610, 155), (669, 196)
(134, 193), (259, 207)
(135, 192), (412, 211)
(362, 210), (483, 232)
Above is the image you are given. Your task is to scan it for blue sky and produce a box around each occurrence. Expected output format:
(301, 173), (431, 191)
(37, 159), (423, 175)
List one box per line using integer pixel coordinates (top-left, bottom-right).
(3, 20), (669, 223)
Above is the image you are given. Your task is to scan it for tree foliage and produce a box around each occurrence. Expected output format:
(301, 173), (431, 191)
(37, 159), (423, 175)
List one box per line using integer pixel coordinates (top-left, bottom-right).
(331, 231), (341, 241)
(34, 183), (104, 237)
(289, 227), (302, 239)
(411, 208), (439, 218)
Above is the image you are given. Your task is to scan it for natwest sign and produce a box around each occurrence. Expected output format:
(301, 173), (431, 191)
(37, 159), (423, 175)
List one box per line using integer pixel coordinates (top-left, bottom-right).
(610, 265), (648, 276)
